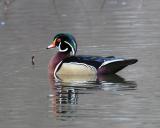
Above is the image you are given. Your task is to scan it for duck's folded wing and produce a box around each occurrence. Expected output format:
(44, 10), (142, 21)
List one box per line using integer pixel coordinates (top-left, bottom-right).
(62, 55), (111, 69)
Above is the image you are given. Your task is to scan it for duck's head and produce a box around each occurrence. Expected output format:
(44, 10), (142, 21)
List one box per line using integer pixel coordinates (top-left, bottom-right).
(47, 33), (77, 56)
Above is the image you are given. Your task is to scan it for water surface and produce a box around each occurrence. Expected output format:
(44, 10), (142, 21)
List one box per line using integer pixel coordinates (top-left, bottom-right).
(0, 0), (160, 128)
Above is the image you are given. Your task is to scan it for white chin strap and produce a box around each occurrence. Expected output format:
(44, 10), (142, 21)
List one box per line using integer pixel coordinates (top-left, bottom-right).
(58, 42), (68, 52)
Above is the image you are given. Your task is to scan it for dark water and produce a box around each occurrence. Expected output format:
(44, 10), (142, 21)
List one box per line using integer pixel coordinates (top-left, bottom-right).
(0, 0), (160, 128)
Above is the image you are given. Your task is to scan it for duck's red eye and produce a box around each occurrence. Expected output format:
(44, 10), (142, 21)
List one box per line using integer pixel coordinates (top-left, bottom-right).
(56, 38), (61, 43)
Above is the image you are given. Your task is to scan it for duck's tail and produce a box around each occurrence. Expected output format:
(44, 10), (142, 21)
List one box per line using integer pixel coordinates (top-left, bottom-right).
(123, 59), (138, 65)
(98, 58), (138, 74)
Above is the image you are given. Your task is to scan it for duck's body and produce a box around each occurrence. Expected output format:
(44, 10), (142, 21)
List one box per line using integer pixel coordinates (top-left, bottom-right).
(47, 33), (137, 78)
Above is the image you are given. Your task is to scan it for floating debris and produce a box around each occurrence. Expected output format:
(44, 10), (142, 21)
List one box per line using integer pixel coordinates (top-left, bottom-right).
(32, 56), (35, 65)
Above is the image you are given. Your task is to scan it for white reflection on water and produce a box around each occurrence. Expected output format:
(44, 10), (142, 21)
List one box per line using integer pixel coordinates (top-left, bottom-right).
(48, 74), (137, 120)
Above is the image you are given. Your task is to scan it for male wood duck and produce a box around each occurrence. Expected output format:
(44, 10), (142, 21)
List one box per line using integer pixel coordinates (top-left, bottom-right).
(47, 33), (138, 78)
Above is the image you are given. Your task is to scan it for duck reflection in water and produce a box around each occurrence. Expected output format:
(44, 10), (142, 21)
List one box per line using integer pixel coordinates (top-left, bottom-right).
(48, 74), (137, 118)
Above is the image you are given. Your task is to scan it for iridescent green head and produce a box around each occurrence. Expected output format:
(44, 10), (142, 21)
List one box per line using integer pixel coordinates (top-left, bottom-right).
(47, 33), (77, 56)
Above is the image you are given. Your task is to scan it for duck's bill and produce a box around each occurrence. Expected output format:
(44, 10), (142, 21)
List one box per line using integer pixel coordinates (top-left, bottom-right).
(46, 39), (56, 49)
(46, 43), (56, 49)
